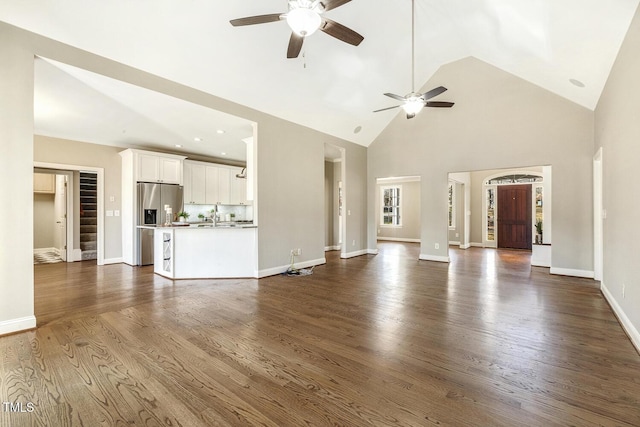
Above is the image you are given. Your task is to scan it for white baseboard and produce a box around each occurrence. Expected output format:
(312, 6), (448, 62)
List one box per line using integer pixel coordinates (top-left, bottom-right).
(258, 257), (326, 278)
(601, 283), (640, 354)
(419, 254), (450, 263)
(377, 237), (420, 243)
(103, 257), (124, 265)
(33, 247), (56, 254)
(448, 241), (460, 246)
(460, 243), (471, 249)
(470, 242), (484, 248)
(0, 316), (36, 336)
(341, 249), (371, 259)
(550, 267), (594, 279)
(324, 245), (341, 252)
(367, 249), (379, 255)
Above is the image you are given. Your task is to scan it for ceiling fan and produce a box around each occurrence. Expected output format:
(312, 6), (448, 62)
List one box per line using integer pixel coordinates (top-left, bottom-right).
(374, 0), (454, 119)
(230, 0), (364, 59)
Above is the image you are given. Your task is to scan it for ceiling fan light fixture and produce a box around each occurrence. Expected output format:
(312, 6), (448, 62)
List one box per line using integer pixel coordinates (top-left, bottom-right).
(286, 7), (321, 36)
(402, 95), (425, 116)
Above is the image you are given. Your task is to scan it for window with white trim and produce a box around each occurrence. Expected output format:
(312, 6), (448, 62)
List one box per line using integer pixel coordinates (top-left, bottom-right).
(448, 182), (455, 229)
(381, 186), (401, 226)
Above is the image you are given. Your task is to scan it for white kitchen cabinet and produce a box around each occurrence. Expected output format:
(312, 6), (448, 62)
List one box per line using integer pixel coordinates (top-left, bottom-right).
(230, 168), (248, 205)
(205, 165), (231, 205)
(137, 152), (183, 184)
(183, 161), (206, 204)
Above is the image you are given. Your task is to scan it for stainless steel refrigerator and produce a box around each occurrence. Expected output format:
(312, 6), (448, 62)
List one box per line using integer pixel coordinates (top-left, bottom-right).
(137, 183), (183, 265)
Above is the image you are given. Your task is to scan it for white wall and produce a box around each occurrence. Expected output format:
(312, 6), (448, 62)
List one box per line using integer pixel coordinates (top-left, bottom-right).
(368, 57), (594, 271)
(595, 4), (640, 350)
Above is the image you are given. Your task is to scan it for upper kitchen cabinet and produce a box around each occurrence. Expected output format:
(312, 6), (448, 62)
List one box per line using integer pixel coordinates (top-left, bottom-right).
(33, 173), (55, 193)
(230, 167), (248, 205)
(205, 165), (231, 205)
(136, 151), (184, 184)
(183, 161), (206, 204)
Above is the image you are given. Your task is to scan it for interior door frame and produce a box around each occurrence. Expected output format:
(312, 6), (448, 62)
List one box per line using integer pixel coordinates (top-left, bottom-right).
(34, 162), (105, 265)
(54, 174), (69, 261)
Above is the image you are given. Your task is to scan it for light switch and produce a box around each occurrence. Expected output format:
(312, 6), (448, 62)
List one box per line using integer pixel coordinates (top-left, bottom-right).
(110, 196), (115, 202)
(106, 210), (114, 217)
(114, 210), (120, 217)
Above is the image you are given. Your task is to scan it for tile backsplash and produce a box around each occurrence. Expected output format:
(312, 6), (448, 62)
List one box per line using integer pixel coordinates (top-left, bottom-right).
(183, 204), (253, 222)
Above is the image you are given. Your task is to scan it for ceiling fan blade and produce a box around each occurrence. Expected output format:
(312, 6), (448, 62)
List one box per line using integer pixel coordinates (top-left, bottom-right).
(319, 18), (364, 46)
(383, 93), (406, 102)
(230, 13), (284, 27)
(406, 113), (416, 119)
(320, 0), (352, 12)
(287, 32), (304, 58)
(426, 101), (455, 108)
(422, 86), (447, 100)
(373, 105), (401, 113)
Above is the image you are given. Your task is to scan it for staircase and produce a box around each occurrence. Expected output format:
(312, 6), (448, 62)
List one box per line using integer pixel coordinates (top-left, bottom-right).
(79, 172), (97, 260)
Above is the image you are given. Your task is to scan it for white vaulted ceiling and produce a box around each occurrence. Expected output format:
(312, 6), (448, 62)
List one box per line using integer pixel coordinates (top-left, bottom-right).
(1, 0), (638, 151)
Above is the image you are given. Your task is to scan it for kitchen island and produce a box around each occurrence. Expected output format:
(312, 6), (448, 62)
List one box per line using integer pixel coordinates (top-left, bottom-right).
(150, 224), (257, 279)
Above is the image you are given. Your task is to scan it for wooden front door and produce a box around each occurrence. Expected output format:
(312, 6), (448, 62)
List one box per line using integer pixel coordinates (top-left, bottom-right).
(497, 185), (532, 250)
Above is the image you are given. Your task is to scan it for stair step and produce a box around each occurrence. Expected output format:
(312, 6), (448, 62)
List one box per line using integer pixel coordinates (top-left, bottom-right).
(80, 233), (97, 242)
(80, 225), (97, 233)
(81, 250), (97, 260)
(80, 217), (97, 225)
(80, 242), (96, 251)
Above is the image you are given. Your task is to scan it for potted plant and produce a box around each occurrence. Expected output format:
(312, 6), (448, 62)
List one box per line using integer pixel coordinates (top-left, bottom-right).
(177, 211), (190, 223)
(535, 219), (543, 244)
(197, 213), (205, 221)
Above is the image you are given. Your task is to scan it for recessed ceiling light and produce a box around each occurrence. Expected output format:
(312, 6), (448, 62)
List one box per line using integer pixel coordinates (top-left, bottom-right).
(194, 137), (202, 142)
(217, 129), (225, 134)
(175, 144), (183, 148)
(221, 152), (227, 156)
(569, 78), (585, 88)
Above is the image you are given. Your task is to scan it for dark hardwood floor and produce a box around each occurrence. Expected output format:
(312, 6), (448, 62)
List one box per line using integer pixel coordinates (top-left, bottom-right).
(2, 242), (639, 425)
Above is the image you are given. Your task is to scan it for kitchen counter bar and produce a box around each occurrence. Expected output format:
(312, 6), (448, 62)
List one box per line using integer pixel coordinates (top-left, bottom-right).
(153, 226), (257, 279)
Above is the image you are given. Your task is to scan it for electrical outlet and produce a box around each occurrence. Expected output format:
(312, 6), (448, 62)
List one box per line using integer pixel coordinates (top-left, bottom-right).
(352, 239), (356, 246)
(455, 233), (459, 238)
(291, 248), (301, 256)
(622, 283), (625, 298)
(435, 243), (439, 250)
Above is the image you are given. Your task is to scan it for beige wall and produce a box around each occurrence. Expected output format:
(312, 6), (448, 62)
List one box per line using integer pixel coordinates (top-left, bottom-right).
(368, 57), (594, 269)
(376, 179), (421, 241)
(0, 24), (35, 333)
(0, 21), (368, 332)
(595, 5), (640, 345)
(34, 135), (123, 260)
(33, 192), (55, 248)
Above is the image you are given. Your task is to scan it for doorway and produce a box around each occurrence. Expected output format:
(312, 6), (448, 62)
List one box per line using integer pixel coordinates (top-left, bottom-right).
(497, 184), (532, 250)
(324, 144), (345, 254)
(33, 171), (71, 264)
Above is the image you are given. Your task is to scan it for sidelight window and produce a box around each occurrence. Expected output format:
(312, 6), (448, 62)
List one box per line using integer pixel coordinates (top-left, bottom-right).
(381, 186), (401, 226)
(448, 182), (456, 229)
